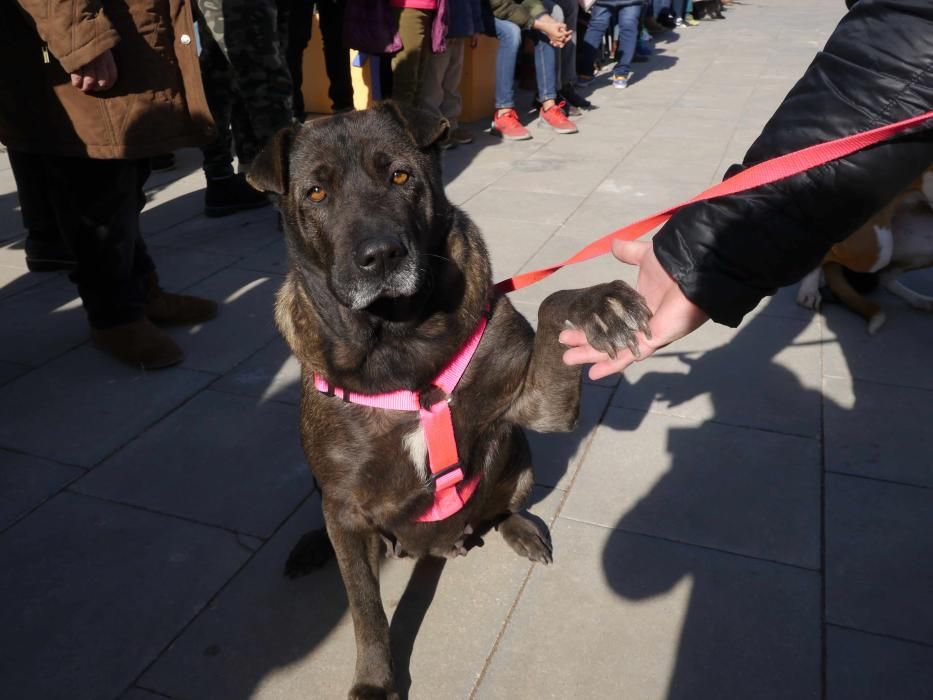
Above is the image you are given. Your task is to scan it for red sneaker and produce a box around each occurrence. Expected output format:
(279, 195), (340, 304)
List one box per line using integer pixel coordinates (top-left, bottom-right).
(491, 109), (532, 141)
(539, 102), (578, 134)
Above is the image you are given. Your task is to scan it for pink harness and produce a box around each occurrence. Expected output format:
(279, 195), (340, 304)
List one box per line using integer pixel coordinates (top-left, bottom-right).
(313, 312), (489, 523)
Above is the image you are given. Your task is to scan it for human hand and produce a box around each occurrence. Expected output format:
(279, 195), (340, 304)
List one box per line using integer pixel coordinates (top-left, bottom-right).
(559, 239), (710, 380)
(70, 49), (118, 93)
(471, 32), (480, 49)
(534, 16), (572, 48)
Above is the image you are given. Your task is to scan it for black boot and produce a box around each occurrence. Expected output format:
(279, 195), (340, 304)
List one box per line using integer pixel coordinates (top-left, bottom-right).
(204, 173), (271, 218)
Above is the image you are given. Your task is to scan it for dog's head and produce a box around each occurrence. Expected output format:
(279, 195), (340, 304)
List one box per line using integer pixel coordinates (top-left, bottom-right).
(248, 101), (451, 313)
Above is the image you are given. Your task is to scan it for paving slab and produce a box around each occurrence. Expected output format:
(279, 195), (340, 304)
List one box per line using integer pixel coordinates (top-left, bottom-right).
(497, 153), (618, 197)
(0, 277), (87, 366)
(0, 262), (51, 300)
(0, 359), (28, 386)
(821, 299), (933, 392)
(74, 390), (313, 538)
(506, 234), (640, 310)
(0, 345), (213, 467)
(0, 492), (250, 700)
(231, 236), (289, 277)
(163, 267), (283, 375)
(211, 336), (302, 406)
(826, 626), (933, 700)
(528, 383), (614, 491)
(562, 407), (821, 568)
(824, 376), (933, 488)
(148, 245), (238, 293)
(0, 449), (83, 531)
(148, 207), (280, 257)
(826, 474), (933, 645)
(141, 169), (210, 234)
(613, 308), (823, 438)
(120, 689), (172, 700)
(476, 518), (821, 700)
(143, 488), (563, 700)
(463, 188), (585, 227)
(468, 214), (557, 280)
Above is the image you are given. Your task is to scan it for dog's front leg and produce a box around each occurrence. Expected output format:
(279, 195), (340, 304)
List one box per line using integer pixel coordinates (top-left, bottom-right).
(324, 506), (398, 700)
(507, 281), (650, 432)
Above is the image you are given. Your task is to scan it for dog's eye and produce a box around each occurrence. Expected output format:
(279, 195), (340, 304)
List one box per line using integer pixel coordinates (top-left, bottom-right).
(391, 170), (410, 186)
(308, 186), (327, 203)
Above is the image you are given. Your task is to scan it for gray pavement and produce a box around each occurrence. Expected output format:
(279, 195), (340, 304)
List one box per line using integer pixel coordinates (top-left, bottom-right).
(2, 1), (932, 698)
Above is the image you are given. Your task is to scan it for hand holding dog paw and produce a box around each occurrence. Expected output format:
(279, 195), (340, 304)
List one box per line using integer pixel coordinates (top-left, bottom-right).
(560, 240), (709, 380)
(562, 280), (652, 361)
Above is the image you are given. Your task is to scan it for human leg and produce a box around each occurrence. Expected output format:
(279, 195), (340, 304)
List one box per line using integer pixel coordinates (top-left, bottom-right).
(318, 0), (354, 111)
(7, 149), (74, 271)
(531, 29), (559, 103)
(197, 21), (270, 216)
(581, 5), (611, 79)
(286, 0), (313, 119)
(613, 4), (642, 81)
(491, 19), (530, 140)
(391, 9), (434, 105)
(222, 0), (294, 164)
(494, 19), (521, 110)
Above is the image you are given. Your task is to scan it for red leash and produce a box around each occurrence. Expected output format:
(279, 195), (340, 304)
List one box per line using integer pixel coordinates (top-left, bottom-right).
(493, 110), (933, 294)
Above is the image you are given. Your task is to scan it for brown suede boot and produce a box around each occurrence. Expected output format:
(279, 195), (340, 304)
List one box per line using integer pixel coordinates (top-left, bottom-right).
(145, 274), (219, 326)
(91, 318), (184, 370)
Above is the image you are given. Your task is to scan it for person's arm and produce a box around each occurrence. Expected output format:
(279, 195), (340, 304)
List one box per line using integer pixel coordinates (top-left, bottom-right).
(17, 0), (119, 74)
(655, 0), (933, 327)
(562, 0), (933, 378)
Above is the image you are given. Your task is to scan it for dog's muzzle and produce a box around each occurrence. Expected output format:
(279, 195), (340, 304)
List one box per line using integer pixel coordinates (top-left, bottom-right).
(338, 234), (421, 310)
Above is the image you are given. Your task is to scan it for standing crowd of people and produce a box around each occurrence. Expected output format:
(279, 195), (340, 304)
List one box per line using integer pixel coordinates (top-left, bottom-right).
(0, 0), (728, 370)
(5, 0), (926, 383)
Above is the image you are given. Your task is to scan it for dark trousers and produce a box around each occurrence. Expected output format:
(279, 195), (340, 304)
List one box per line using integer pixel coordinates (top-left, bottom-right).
(10, 152), (154, 328)
(288, 0), (354, 117)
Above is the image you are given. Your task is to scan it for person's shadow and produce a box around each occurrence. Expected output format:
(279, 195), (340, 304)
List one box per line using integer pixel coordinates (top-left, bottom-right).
(601, 297), (833, 699)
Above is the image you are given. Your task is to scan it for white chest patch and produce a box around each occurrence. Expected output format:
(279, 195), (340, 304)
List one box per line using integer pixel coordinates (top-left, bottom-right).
(403, 427), (429, 481)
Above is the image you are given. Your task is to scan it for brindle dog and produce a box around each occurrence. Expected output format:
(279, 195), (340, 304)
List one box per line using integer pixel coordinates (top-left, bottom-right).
(248, 101), (650, 700)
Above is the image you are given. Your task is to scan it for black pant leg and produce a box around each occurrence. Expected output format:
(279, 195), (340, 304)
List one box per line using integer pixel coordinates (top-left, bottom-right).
(318, 0), (354, 111)
(43, 157), (154, 329)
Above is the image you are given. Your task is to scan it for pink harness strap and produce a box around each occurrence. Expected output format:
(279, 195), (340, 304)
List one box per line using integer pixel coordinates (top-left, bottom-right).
(314, 311), (489, 522)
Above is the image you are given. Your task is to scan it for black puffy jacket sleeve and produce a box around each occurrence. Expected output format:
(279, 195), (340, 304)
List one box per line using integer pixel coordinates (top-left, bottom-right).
(653, 0), (933, 327)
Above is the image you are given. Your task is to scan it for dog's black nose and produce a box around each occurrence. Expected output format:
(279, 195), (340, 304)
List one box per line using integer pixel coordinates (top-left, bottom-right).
(354, 236), (408, 275)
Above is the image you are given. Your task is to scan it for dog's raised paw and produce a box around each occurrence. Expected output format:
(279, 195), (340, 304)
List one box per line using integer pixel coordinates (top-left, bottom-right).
(498, 514), (553, 565)
(284, 528), (335, 578)
(565, 280), (652, 358)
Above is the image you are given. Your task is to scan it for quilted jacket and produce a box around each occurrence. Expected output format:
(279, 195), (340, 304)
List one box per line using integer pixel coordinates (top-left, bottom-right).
(652, 0), (933, 325)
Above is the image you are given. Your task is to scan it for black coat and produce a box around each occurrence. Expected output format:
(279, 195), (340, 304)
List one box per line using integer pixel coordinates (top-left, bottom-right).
(653, 0), (933, 326)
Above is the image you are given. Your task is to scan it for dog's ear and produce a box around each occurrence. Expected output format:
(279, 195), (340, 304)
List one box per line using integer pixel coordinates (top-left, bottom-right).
(380, 100), (450, 150)
(247, 124), (298, 195)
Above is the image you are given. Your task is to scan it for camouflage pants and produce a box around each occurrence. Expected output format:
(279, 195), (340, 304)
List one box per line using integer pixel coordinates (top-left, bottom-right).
(197, 0), (293, 173)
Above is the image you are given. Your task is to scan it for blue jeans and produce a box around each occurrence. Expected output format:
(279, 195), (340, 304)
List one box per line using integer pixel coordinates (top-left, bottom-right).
(583, 4), (641, 78)
(493, 19), (521, 108)
(530, 30), (559, 102)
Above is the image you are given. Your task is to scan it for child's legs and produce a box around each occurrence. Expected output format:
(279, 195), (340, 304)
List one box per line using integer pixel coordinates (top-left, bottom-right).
(392, 9), (434, 105)
(494, 19), (521, 109)
(614, 4), (642, 76)
(531, 31), (559, 102)
(438, 38), (466, 128)
(582, 6), (611, 75)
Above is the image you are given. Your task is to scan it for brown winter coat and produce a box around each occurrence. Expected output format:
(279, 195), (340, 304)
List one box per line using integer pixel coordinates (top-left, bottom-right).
(0, 0), (215, 159)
